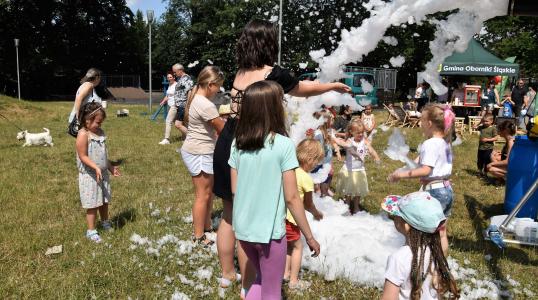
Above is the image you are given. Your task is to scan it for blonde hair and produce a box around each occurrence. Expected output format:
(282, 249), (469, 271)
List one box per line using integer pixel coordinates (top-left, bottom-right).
(314, 110), (334, 145)
(422, 104), (454, 143)
(346, 119), (365, 138)
(296, 139), (324, 166)
(184, 66), (224, 125)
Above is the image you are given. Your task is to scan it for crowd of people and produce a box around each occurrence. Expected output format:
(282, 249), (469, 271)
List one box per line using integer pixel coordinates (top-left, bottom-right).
(69, 19), (478, 300)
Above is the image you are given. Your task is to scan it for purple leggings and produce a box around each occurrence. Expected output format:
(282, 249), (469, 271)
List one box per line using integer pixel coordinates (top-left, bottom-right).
(240, 237), (287, 300)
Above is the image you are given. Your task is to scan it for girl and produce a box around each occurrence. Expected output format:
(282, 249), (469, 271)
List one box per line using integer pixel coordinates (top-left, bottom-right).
(158, 72), (177, 145)
(388, 104), (455, 256)
(76, 102), (120, 243)
(229, 81), (320, 300)
(334, 120), (380, 214)
(362, 104), (377, 140)
(69, 68), (102, 124)
(180, 66), (225, 247)
(487, 120), (516, 181)
(284, 138), (325, 290)
(381, 192), (459, 300)
(212, 19), (349, 295)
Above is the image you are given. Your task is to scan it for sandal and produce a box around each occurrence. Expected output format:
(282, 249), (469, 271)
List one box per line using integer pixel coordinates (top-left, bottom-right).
(101, 220), (114, 231)
(204, 228), (215, 234)
(192, 234), (214, 248)
(219, 273), (241, 288)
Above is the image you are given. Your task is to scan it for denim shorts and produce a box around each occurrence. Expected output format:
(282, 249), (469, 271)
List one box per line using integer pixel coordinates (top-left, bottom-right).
(427, 185), (454, 217)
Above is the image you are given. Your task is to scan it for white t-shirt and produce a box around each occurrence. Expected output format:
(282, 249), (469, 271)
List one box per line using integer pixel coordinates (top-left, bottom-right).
(344, 138), (367, 171)
(166, 82), (177, 107)
(385, 246), (438, 300)
(181, 94), (219, 155)
(418, 137), (452, 181)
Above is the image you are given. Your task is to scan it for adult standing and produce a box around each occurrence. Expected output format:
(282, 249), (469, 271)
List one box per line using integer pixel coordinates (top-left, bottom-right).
(511, 79), (528, 120)
(68, 68), (102, 124)
(158, 73), (177, 145)
(213, 19), (350, 298)
(172, 63), (194, 136)
(481, 81), (500, 116)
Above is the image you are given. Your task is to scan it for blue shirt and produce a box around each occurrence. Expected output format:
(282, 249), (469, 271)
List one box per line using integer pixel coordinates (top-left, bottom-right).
(502, 101), (513, 117)
(228, 134), (299, 243)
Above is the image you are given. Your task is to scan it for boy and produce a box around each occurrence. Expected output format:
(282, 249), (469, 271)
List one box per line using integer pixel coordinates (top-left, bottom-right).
(284, 139), (325, 290)
(501, 94), (515, 118)
(476, 113), (497, 177)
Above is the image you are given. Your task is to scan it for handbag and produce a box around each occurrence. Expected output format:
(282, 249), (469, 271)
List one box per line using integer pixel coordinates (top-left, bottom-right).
(67, 117), (80, 137)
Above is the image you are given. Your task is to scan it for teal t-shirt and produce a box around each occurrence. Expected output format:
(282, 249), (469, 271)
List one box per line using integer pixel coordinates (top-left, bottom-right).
(228, 134), (299, 243)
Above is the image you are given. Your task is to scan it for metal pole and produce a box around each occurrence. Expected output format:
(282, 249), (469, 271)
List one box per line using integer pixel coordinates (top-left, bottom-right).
(14, 39), (20, 100)
(147, 10), (154, 113)
(278, 0), (283, 65)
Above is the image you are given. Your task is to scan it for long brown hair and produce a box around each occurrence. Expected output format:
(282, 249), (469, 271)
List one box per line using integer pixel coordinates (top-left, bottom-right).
(184, 66), (224, 126)
(236, 19), (278, 70)
(235, 80), (287, 151)
(408, 226), (459, 300)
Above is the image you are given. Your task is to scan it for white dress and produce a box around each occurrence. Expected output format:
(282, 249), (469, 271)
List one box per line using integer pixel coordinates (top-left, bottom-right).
(77, 131), (111, 209)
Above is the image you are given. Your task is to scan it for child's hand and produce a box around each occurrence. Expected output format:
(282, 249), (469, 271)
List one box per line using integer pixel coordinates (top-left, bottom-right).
(306, 236), (321, 257)
(313, 211), (324, 221)
(95, 168), (103, 182)
(110, 166), (121, 177)
(387, 171), (401, 183)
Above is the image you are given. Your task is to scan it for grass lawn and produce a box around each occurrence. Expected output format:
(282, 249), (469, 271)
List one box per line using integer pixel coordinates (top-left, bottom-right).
(1, 95), (537, 299)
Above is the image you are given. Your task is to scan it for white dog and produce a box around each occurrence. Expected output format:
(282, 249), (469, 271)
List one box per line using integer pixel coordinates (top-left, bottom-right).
(17, 128), (54, 147)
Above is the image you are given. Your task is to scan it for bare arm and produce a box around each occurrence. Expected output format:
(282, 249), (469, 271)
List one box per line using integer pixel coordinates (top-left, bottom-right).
(289, 81), (351, 98)
(365, 140), (380, 161)
(303, 191), (323, 220)
(480, 136), (498, 143)
(494, 90), (500, 105)
(389, 165), (432, 182)
(283, 169), (320, 256)
(230, 167), (237, 196)
(489, 138), (514, 168)
(73, 83), (93, 119)
(160, 96), (168, 106)
(381, 280), (400, 300)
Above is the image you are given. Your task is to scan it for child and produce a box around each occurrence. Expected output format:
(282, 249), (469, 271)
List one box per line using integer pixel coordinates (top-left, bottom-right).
(334, 120), (380, 214)
(475, 113), (497, 177)
(181, 66), (225, 247)
(381, 192), (459, 300)
(312, 110), (341, 197)
(284, 139), (325, 290)
(501, 94), (515, 118)
(388, 104), (455, 256)
(487, 120), (516, 181)
(229, 81), (320, 300)
(362, 104), (376, 140)
(76, 102), (120, 243)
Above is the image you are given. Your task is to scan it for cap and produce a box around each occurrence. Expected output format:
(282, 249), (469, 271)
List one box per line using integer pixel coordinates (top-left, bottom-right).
(381, 191), (446, 233)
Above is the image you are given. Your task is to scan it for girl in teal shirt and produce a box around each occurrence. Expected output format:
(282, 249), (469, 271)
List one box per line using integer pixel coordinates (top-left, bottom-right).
(229, 80), (320, 299)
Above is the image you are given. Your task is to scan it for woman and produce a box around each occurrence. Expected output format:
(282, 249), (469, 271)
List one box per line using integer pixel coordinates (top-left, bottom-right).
(69, 68), (102, 123)
(213, 19), (350, 297)
(158, 73), (178, 145)
(487, 120), (516, 181)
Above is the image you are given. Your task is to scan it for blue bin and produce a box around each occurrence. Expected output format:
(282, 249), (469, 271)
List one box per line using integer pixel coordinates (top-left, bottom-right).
(504, 135), (538, 218)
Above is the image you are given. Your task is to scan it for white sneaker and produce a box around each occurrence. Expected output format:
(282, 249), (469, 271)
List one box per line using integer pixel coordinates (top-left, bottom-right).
(159, 139), (170, 145)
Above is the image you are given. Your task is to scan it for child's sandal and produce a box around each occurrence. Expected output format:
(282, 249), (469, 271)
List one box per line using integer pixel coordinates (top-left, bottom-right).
(219, 273), (241, 288)
(101, 220), (114, 231)
(192, 234), (214, 248)
(86, 230), (102, 243)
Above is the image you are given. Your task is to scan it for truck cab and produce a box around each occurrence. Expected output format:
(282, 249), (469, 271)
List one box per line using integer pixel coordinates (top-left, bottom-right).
(297, 71), (379, 107)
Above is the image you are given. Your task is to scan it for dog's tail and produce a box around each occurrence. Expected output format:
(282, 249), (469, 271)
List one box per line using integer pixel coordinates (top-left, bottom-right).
(43, 128), (50, 133)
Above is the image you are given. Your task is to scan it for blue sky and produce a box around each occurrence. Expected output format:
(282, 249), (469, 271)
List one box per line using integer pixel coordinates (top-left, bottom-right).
(126, 0), (167, 21)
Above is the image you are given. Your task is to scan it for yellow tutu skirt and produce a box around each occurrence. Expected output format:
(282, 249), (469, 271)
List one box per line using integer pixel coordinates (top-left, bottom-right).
(335, 167), (369, 197)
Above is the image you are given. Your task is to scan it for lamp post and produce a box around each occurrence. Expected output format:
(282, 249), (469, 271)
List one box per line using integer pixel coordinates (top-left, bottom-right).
(14, 39), (20, 100)
(278, 0), (283, 65)
(147, 10), (154, 113)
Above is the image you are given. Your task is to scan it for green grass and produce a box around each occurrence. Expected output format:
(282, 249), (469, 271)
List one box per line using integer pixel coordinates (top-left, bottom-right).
(0, 95), (537, 299)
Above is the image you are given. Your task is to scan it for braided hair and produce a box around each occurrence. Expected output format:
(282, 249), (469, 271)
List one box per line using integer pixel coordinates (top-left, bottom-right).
(408, 226), (459, 300)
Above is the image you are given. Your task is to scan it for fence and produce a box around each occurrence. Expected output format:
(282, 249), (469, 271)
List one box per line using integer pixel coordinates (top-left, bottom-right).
(101, 75), (141, 88)
(344, 66), (397, 91)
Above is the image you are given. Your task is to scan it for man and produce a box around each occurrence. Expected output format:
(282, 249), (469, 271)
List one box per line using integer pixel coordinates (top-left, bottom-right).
(172, 63), (194, 135)
(511, 79), (528, 120)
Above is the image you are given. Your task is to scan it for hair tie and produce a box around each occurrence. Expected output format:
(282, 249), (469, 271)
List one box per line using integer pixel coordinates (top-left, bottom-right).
(443, 105), (455, 133)
(88, 107), (102, 117)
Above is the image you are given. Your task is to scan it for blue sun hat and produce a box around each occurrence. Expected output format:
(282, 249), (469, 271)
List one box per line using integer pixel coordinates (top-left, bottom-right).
(382, 191), (446, 233)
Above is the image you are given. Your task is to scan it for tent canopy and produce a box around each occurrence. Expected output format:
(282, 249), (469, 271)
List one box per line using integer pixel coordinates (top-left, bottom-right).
(439, 39), (519, 76)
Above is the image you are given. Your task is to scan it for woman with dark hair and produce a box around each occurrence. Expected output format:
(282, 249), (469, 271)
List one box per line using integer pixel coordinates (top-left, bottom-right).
(213, 19), (350, 296)
(481, 81), (500, 116)
(68, 68), (102, 124)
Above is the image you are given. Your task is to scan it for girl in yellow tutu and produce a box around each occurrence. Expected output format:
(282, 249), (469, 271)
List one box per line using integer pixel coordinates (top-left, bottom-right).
(335, 119), (380, 214)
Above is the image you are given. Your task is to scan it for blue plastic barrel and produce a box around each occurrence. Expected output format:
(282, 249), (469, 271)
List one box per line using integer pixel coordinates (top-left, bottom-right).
(504, 135), (538, 218)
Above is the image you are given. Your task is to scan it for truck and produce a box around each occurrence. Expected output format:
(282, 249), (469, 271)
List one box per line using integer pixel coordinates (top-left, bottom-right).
(297, 66), (397, 107)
